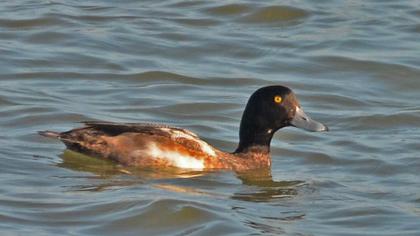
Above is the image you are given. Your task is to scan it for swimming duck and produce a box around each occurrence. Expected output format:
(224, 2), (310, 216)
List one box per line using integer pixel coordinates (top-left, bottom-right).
(39, 85), (328, 171)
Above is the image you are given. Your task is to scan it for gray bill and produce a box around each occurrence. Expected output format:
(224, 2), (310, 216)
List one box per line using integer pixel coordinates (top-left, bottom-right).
(290, 107), (328, 132)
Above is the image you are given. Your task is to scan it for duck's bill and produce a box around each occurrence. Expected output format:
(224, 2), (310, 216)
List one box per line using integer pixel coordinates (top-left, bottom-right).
(290, 107), (328, 132)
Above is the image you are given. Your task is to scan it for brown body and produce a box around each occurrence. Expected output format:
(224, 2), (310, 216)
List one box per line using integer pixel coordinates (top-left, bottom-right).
(43, 122), (271, 172)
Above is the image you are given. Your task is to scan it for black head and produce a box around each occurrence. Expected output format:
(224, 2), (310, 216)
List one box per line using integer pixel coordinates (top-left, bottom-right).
(235, 85), (328, 153)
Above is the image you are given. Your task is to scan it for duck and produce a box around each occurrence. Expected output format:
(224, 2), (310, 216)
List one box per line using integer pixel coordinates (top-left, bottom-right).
(39, 85), (328, 172)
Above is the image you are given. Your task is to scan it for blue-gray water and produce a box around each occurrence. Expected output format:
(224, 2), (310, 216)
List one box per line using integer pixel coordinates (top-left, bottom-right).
(1, 1), (420, 235)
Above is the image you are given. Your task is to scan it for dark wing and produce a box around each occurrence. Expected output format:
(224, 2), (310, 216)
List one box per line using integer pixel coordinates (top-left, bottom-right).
(81, 121), (217, 157)
(49, 121), (177, 151)
(81, 121), (194, 137)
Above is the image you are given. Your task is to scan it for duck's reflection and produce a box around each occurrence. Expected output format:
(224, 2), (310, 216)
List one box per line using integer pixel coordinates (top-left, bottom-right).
(233, 168), (304, 202)
(58, 150), (205, 178)
(57, 150), (304, 202)
(58, 150), (125, 177)
(57, 150), (207, 192)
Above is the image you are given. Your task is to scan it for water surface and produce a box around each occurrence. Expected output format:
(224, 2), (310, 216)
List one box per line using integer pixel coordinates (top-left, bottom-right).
(1, 1), (420, 235)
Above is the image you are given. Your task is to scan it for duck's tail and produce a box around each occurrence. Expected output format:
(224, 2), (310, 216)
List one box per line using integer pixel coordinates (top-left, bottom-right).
(38, 130), (61, 139)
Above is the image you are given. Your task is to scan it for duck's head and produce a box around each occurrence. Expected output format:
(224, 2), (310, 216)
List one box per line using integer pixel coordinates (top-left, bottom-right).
(235, 85), (328, 153)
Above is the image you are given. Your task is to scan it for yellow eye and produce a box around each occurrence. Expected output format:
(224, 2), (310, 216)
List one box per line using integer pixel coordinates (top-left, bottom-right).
(274, 95), (282, 103)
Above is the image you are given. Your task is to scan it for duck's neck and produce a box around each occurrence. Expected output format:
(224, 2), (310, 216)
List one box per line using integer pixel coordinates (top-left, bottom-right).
(234, 123), (275, 154)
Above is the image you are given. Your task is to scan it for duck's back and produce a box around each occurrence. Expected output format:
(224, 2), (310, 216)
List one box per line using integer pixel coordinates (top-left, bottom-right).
(41, 121), (223, 170)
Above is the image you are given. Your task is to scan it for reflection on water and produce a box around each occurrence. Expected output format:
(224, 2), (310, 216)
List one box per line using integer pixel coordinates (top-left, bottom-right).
(59, 150), (124, 177)
(234, 169), (304, 202)
(1, 0), (420, 235)
(59, 150), (303, 203)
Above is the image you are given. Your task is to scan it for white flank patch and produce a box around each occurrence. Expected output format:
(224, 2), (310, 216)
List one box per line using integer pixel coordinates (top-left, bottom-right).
(197, 140), (216, 157)
(148, 143), (205, 170)
(160, 128), (216, 157)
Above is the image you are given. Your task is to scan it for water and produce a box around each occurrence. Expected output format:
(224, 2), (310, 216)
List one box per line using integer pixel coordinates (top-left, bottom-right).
(1, 1), (420, 235)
